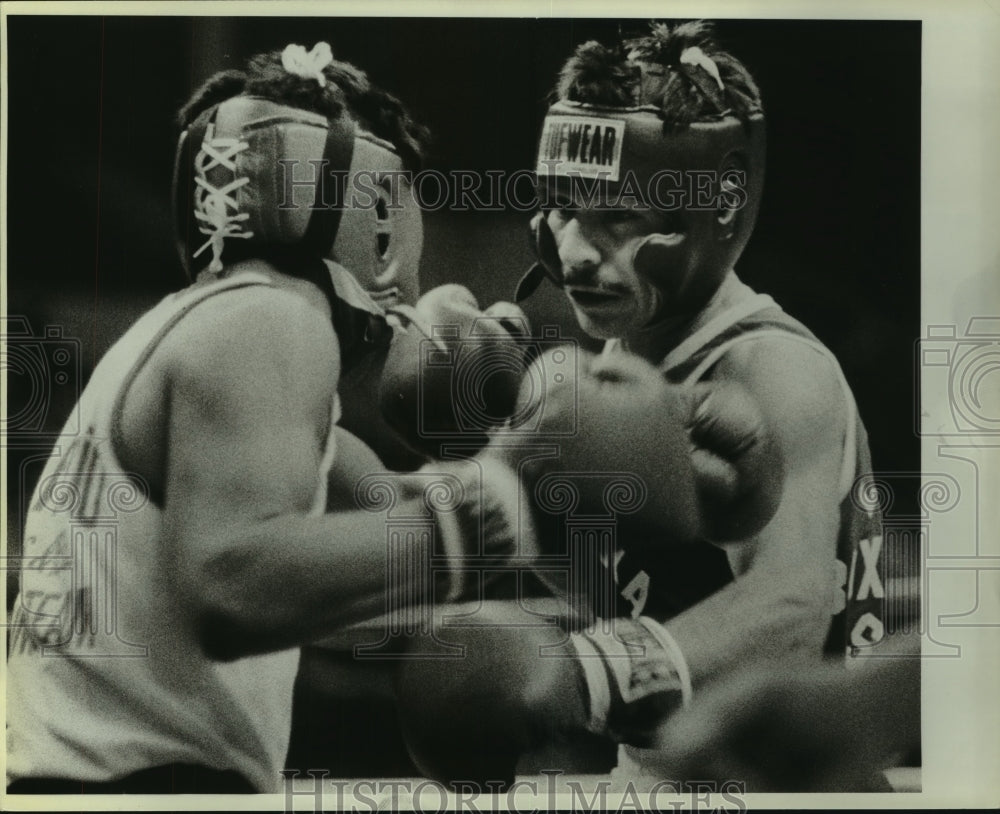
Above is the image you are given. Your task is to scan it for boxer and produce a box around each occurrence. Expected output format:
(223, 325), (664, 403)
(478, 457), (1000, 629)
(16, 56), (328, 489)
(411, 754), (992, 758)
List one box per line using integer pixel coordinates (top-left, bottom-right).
(396, 20), (886, 787)
(5, 42), (528, 794)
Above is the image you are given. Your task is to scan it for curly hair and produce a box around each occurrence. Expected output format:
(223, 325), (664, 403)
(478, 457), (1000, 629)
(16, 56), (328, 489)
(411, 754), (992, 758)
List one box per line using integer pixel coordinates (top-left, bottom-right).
(553, 21), (763, 129)
(555, 40), (640, 106)
(177, 47), (430, 172)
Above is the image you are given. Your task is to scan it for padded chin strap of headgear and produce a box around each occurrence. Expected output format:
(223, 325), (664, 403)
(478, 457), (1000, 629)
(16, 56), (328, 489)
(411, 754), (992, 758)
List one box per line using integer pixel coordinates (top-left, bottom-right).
(515, 212), (563, 302)
(631, 231), (687, 282)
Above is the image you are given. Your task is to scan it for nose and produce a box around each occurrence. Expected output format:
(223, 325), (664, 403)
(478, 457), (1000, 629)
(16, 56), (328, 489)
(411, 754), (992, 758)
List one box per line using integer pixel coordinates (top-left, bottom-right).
(556, 216), (601, 280)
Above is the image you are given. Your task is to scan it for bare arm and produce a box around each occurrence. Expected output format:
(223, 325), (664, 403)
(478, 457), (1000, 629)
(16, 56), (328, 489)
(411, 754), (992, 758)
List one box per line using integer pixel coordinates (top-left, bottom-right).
(159, 288), (427, 660)
(664, 338), (849, 683)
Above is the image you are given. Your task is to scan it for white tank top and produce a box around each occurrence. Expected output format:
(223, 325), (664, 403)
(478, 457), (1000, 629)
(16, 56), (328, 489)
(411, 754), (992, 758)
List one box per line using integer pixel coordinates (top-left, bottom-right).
(6, 272), (340, 792)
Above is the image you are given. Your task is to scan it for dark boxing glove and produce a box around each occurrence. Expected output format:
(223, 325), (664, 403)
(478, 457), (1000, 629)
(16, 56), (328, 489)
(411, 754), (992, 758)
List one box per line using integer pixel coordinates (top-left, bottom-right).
(396, 598), (594, 789)
(379, 284), (532, 458)
(396, 600), (696, 785)
(497, 347), (784, 545)
(685, 377), (784, 542)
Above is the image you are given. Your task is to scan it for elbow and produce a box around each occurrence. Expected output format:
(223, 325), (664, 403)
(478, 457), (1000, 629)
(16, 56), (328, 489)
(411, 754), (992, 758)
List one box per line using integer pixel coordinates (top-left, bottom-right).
(196, 603), (257, 662)
(759, 585), (834, 659)
(785, 598), (833, 656)
(738, 556), (838, 659)
(166, 520), (278, 661)
(185, 553), (263, 662)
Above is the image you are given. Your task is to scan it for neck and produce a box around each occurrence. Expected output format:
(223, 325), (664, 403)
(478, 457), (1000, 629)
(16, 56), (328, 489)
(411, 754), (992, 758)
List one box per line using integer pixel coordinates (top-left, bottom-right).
(621, 271), (748, 363)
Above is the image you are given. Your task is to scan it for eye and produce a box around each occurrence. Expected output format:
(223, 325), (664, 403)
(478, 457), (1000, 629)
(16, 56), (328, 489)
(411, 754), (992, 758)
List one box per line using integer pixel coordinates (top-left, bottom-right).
(656, 212), (682, 235)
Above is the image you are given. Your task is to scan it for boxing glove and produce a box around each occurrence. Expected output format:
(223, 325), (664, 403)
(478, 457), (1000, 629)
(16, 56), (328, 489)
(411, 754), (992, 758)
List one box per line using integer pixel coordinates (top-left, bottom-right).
(379, 284), (532, 459)
(396, 600), (692, 784)
(396, 598), (594, 788)
(648, 656), (919, 791)
(355, 455), (539, 605)
(685, 376), (783, 541)
(495, 347), (784, 545)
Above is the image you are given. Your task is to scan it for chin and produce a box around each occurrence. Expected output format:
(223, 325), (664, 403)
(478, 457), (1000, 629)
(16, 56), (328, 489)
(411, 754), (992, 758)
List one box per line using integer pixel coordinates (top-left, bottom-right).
(577, 316), (623, 340)
(574, 312), (622, 341)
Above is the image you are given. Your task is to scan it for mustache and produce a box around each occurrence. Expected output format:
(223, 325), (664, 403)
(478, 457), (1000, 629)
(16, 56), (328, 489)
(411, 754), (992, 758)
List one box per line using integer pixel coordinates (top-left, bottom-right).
(562, 271), (631, 296)
(565, 282), (632, 296)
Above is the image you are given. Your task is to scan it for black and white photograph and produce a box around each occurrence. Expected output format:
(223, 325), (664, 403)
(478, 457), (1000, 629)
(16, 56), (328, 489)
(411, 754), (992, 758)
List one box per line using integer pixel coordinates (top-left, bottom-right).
(2, 1), (997, 810)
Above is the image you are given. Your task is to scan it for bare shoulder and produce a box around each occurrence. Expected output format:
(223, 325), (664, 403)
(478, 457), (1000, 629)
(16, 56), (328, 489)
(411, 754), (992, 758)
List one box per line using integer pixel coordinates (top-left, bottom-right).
(160, 283), (340, 406)
(713, 334), (848, 462)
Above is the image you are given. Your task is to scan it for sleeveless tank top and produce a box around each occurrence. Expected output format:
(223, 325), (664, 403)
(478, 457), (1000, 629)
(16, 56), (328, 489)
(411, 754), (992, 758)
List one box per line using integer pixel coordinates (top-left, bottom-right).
(7, 271), (342, 791)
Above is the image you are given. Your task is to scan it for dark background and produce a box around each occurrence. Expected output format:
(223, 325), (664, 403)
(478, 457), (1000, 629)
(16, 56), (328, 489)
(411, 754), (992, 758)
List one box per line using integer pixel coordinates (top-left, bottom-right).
(5, 13), (921, 778)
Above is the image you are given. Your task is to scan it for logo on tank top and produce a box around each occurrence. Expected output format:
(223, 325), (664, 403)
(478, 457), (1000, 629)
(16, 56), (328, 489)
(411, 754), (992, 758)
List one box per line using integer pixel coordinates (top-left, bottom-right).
(9, 430), (149, 657)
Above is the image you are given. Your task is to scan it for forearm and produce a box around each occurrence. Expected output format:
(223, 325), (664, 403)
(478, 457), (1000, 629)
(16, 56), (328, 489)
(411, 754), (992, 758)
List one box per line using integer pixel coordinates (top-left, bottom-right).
(189, 502), (431, 660)
(191, 449), (533, 660)
(663, 564), (832, 687)
(665, 474), (842, 686)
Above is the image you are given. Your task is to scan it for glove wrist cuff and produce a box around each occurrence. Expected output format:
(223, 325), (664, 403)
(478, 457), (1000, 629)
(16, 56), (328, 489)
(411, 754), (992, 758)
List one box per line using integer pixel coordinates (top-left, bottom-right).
(416, 458), (534, 604)
(570, 616), (692, 744)
(638, 617), (693, 706)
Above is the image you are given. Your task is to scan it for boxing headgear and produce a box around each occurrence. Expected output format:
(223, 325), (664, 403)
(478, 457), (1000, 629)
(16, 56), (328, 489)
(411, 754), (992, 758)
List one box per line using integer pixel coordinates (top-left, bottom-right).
(173, 95), (422, 306)
(518, 101), (766, 306)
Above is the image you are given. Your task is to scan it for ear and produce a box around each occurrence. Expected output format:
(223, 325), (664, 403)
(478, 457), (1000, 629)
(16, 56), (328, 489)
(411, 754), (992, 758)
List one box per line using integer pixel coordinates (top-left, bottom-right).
(715, 153), (748, 242)
(716, 199), (738, 240)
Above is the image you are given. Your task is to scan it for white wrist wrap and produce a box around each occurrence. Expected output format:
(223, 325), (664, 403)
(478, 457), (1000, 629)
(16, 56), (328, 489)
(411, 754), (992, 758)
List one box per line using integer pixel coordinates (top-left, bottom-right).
(569, 615), (690, 744)
(637, 616), (693, 707)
